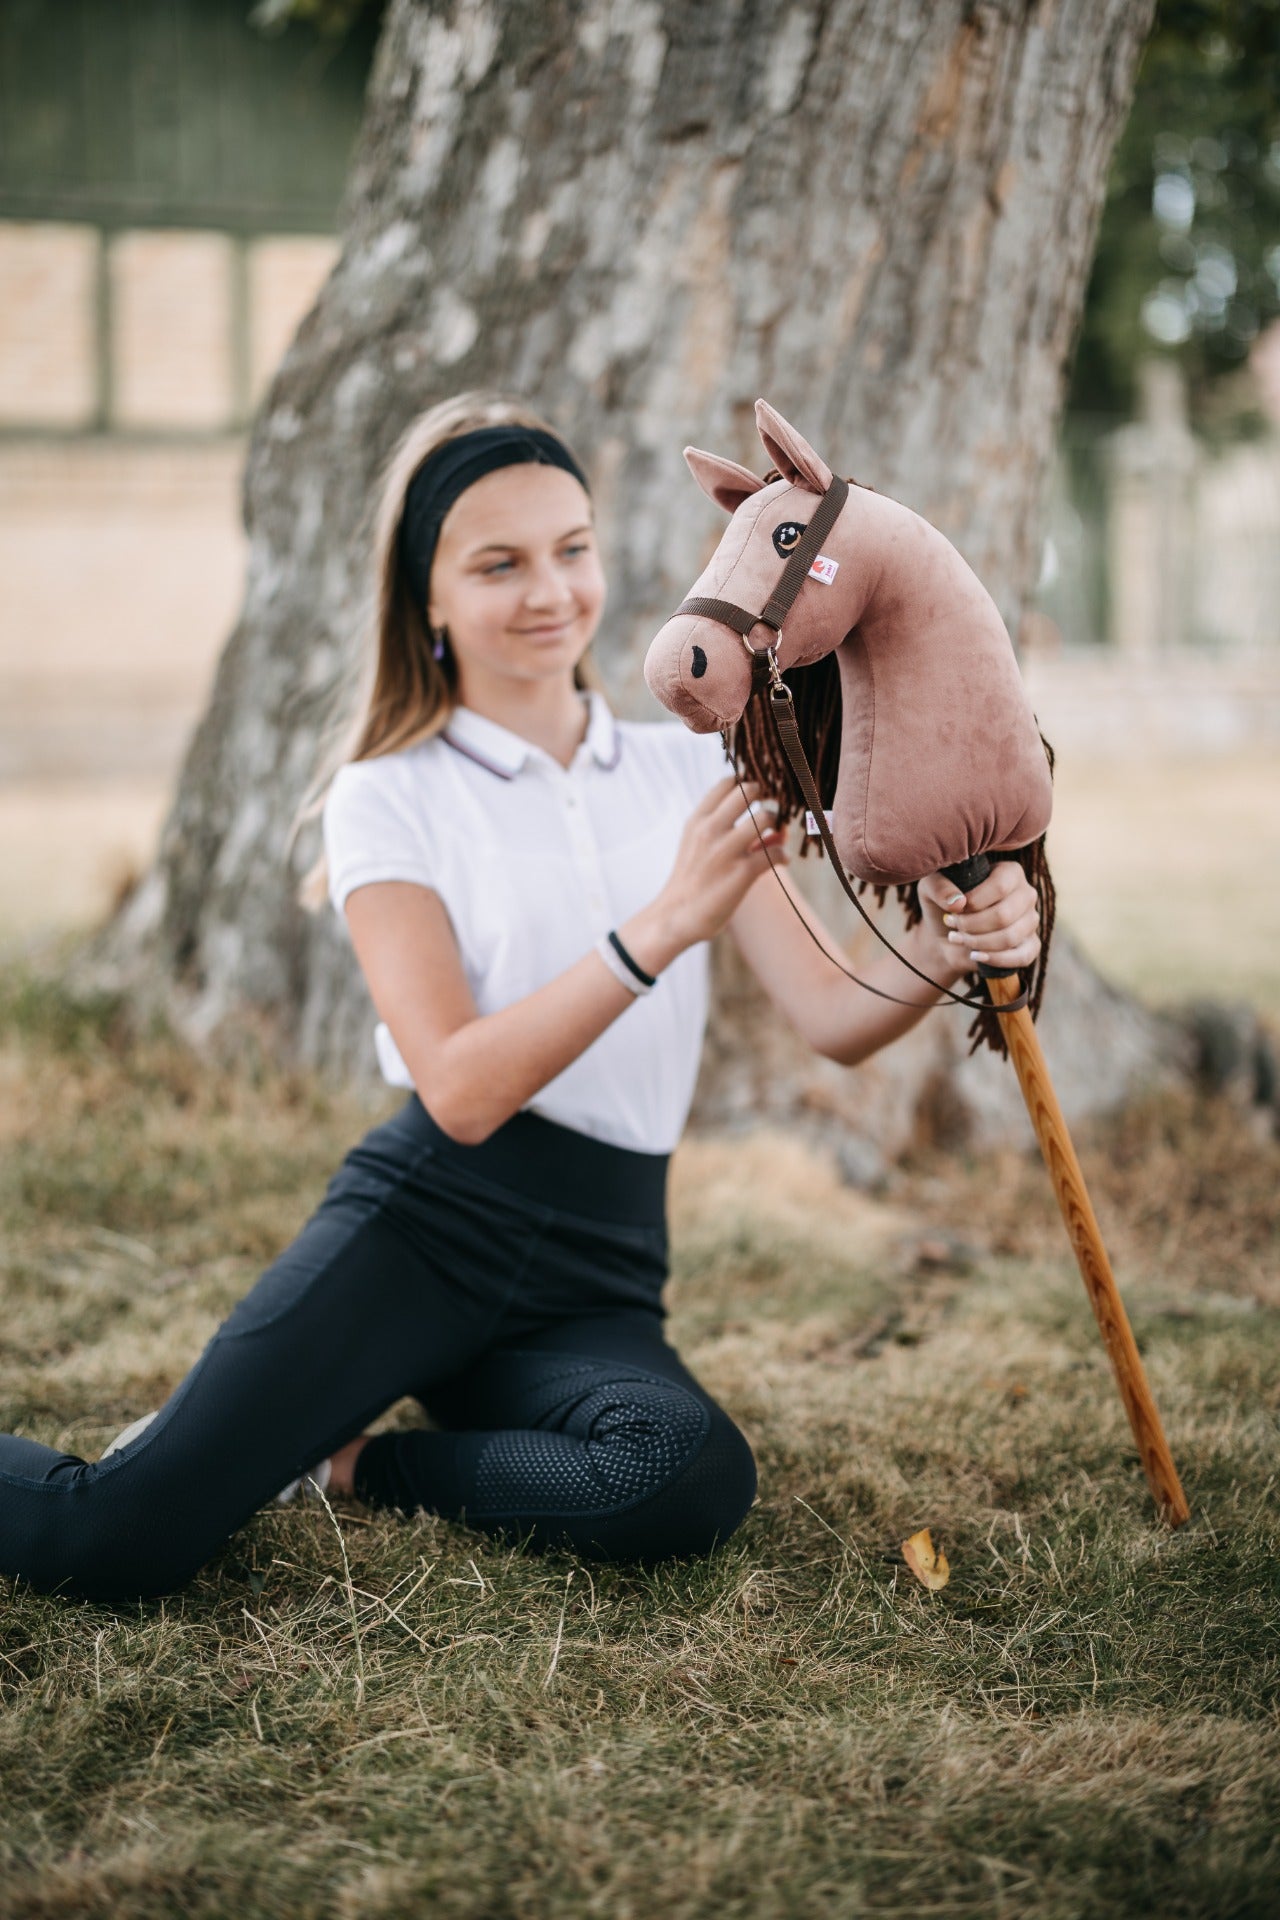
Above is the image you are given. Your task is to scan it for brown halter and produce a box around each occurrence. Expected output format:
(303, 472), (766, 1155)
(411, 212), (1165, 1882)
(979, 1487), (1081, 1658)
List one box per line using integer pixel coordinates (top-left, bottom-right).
(675, 474), (851, 643)
(674, 473), (1029, 1016)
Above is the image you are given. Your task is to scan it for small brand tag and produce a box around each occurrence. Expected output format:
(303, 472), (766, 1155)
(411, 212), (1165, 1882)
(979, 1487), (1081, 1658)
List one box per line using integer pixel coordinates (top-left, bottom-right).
(804, 809), (834, 837)
(808, 554), (839, 585)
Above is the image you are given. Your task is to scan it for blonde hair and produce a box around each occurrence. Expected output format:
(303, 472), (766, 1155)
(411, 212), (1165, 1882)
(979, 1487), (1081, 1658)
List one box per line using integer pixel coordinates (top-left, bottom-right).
(296, 391), (604, 908)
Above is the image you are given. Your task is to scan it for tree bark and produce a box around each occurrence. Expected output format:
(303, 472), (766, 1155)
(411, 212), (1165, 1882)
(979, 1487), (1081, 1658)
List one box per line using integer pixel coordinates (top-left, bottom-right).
(102, 0), (1183, 1149)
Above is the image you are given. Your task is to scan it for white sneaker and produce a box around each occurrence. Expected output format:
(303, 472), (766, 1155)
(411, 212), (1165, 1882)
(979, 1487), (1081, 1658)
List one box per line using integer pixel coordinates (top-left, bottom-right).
(101, 1410), (331, 1506)
(274, 1458), (333, 1506)
(101, 1410), (159, 1457)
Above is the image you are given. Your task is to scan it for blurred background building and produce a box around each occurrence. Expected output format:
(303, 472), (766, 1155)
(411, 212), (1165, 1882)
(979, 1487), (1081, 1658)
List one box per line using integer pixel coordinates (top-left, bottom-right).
(0, 0), (374, 931)
(1, 0), (1278, 948)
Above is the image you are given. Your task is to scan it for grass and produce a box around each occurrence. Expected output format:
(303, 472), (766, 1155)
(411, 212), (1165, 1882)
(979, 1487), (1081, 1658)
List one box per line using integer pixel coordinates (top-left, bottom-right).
(1, 968), (1278, 1919)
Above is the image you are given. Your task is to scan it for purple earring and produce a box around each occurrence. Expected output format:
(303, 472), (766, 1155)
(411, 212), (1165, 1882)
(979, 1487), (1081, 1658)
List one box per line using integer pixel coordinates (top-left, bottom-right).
(432, 626), (447, 662)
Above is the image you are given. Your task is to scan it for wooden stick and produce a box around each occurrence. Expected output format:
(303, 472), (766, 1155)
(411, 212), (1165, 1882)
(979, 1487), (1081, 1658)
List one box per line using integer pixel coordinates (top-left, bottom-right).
(985, 972), (1190, 1527)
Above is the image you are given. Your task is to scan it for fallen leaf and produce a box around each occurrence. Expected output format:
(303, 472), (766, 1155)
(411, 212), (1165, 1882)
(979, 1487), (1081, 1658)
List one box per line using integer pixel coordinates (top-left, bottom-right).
(901, 1528), (950, 1591)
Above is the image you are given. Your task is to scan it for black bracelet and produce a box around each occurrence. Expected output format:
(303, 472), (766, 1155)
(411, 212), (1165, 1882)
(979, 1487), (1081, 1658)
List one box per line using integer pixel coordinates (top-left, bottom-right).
(607, 929), (657, 989)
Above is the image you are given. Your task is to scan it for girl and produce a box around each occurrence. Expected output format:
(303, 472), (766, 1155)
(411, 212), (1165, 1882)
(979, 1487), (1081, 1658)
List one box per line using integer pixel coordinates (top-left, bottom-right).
(0, 394), (1041, 1602)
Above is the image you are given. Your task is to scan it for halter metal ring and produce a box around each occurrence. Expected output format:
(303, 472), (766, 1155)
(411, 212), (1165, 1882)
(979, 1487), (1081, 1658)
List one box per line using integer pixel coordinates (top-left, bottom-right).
(739, 627), (789, 698)
(739, 621), (781, 660)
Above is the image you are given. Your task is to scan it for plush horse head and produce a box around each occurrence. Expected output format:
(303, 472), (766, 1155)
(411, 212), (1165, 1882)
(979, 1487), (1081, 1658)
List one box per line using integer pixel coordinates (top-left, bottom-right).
(643, 399), (1056, 1048)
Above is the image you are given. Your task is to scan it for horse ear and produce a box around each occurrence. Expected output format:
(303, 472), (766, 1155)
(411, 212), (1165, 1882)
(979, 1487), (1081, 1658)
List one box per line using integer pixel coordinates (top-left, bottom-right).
(684, 447), (766, 514)
(754, 400), (833, 494)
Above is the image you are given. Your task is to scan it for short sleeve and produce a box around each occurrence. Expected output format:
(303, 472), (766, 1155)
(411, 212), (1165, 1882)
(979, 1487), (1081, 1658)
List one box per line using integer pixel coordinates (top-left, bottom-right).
(323, 758), (437, 915)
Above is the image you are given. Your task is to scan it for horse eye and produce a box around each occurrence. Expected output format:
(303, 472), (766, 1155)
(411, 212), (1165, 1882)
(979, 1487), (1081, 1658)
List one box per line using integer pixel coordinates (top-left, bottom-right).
(772, 521), (807, 558)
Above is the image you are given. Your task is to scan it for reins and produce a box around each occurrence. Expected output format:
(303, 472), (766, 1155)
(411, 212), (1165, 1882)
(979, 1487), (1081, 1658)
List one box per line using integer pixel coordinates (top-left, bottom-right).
(675, 473), (1030, 1017)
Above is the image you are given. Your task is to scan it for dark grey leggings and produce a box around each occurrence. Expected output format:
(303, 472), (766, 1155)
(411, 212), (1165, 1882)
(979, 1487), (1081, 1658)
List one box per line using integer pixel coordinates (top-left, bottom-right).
(0, 1099), (757, 1603)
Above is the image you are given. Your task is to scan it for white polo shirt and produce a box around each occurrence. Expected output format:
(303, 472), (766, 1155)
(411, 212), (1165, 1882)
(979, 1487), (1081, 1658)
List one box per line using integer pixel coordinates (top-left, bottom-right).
(323, 689), (732, 1154)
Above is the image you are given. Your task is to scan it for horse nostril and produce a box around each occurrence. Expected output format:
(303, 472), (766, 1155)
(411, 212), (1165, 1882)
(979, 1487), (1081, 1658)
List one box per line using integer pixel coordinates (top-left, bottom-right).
(691, 645), (707, 679)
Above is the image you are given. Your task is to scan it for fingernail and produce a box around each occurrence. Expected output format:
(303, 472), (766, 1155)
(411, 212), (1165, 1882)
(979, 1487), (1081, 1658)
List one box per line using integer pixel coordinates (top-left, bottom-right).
(969, 952), (985, 964)
(943, 913), (957, 928)
(947, 931), (965, 943)
(948, 894), (965, 908)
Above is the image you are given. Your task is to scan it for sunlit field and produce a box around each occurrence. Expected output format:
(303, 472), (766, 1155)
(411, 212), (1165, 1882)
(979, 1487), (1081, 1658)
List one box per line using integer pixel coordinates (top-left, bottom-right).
(1046, 750), (1280, 1022)
(1, 967), (1277, 1919)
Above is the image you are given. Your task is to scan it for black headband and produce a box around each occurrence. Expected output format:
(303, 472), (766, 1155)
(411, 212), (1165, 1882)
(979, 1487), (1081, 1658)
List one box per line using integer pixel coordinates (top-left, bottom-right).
(398, 424), (591, 612)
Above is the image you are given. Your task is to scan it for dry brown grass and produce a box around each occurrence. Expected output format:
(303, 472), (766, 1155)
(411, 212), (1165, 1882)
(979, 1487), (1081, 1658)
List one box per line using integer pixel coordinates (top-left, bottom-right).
(1, 968), (1277, 1918)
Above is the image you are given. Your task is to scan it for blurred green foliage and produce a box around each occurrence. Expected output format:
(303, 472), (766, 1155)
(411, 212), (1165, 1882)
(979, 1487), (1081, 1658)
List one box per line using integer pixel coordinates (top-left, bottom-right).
(1069, 0), (1280, 424)
(249, 0), (384, 39)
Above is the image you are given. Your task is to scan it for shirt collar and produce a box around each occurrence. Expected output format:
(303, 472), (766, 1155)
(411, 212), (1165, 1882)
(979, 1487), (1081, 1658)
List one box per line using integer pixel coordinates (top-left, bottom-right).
(443, 689), (621, 780)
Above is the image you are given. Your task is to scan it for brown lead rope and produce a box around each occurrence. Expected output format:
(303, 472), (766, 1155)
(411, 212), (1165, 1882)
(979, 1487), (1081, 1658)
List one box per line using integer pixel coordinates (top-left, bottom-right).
(763, 672), (1030, 1014)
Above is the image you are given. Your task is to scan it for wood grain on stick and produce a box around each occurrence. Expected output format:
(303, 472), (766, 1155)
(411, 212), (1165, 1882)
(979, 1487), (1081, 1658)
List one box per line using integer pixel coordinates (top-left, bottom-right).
(986, 972), (1190, 1526)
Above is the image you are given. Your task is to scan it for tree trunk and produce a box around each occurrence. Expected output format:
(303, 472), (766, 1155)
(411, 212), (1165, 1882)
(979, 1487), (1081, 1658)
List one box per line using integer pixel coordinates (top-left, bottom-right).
(102, 0), (1184, 1149)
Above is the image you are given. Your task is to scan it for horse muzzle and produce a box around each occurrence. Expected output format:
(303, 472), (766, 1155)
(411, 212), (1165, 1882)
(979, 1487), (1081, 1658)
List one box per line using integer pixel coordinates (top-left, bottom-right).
(643, 611), (755, 731)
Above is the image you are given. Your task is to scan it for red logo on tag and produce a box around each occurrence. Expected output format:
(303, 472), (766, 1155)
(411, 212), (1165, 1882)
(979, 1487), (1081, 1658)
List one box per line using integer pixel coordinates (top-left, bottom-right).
(808, 555), (839, 585)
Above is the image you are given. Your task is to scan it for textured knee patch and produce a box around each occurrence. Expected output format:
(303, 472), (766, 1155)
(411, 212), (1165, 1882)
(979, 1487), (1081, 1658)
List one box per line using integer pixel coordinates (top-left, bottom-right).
(471, 1366), (709, 1519)
(371, 1349), (757, 1565)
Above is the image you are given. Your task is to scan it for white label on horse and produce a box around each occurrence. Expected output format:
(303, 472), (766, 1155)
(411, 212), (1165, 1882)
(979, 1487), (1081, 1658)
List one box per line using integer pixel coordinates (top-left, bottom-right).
(808, 555), (839, 585)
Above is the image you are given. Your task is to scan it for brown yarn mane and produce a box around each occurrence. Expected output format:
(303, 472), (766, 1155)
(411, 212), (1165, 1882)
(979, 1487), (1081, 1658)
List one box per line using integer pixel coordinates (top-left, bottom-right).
(723, 639), (1057, 1060)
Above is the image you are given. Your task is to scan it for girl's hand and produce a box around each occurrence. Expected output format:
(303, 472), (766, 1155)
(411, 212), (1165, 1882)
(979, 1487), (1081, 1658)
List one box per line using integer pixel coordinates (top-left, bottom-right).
(656, 775), (789, 947)
(916, 861), (1041, 985)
